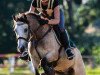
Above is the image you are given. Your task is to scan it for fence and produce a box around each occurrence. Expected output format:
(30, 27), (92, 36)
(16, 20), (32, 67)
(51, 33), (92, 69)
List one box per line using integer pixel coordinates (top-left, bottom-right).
(0, 54), (100, 75)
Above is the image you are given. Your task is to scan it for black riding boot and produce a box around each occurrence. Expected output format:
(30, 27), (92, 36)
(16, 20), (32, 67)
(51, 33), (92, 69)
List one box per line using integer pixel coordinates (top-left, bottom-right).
(53, 26), (74, 60)
(60, 30), (74, 60)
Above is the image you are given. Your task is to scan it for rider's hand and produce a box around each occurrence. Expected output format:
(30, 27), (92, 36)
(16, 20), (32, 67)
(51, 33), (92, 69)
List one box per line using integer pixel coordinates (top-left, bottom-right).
(39, 18), (49, 25)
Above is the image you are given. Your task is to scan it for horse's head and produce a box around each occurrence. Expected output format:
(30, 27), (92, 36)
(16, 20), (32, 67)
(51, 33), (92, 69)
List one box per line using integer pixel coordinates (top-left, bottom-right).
(13, 12), (40, 52)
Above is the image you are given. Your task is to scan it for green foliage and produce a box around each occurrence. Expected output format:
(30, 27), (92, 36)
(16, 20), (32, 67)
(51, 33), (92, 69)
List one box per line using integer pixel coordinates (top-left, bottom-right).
(64, 0), (100, 64)
(86, 66), (100, 75)
(0, 0), (32, 53)
(73, 0), (82, 5)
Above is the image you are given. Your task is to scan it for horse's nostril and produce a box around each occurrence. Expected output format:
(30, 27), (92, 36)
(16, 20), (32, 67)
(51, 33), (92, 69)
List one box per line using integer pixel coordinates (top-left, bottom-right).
(20, 46), (25, 53)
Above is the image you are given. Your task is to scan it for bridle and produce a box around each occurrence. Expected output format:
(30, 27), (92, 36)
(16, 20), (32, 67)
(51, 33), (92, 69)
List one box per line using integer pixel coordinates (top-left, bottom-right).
(15, 15), (52, 60)
(17, 37), (29, 42)
(15, 20), (52, 45)
(15, 22), (30, 42)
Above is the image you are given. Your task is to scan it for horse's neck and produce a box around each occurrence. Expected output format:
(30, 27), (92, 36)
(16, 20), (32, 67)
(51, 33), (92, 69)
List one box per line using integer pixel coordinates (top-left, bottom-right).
(27, 14), (50, 38)
(35, 25), (50, 39)
(27, 15), (60, 48)
(37, 26), (60, 50)
(40, 25), (50, 34)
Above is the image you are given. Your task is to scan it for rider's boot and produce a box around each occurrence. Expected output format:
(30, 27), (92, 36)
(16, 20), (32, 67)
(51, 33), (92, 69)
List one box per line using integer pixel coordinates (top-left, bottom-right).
(41, 57), (55, 75)
(53, 26), (74, 60)
(60, 30), (74, 60)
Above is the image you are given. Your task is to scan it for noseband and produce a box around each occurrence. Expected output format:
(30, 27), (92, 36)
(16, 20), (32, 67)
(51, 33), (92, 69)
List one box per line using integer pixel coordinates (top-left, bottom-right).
(17, 37), (29, 42)
(16, 22), (30, 42)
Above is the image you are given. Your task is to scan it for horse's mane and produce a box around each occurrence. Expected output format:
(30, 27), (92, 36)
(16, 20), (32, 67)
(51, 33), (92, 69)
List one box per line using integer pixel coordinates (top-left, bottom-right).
(13, 12), (41, 24)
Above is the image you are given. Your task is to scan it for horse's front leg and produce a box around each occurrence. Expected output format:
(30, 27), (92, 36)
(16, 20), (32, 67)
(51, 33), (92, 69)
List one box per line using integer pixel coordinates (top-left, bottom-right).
(34, 68), (40, 75)
(28, 42), (40, 75)
(41, 50), (59, 75)
(30, 59), (40, 75)
(41, 57), (55, 75)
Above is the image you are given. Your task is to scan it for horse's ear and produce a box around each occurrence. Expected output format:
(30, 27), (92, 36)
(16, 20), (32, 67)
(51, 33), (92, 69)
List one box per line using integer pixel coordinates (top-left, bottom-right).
(12, 15), (16, 21)
(23, 14), (27, 20)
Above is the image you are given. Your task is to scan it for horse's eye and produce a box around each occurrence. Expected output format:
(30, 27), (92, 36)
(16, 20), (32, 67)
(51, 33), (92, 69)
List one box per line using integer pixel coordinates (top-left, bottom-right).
(24, 28), (28, 33)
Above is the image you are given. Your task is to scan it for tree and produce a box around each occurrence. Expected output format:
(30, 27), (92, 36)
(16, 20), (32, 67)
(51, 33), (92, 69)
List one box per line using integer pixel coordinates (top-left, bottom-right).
(0, 0), (31, 54)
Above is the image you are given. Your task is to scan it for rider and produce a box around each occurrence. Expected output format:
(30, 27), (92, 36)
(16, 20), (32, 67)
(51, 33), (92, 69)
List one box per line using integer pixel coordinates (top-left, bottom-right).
(29, 0), (74, 60)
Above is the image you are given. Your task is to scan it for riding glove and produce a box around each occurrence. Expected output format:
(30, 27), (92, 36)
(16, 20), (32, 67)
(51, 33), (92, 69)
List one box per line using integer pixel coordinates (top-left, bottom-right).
(39, 19), (49, 25)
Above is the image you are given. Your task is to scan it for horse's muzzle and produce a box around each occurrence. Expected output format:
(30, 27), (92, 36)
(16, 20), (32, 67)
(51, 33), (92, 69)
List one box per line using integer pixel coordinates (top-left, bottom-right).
(18, 45), (25, 53)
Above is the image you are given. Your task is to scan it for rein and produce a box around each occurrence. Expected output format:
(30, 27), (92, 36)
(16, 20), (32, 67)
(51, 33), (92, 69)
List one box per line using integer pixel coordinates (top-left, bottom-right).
(33, 24), (63, 66)
(33, 25), (52, 43)
(15, 13), (62, 62)
(16, 22), (31, 42)
(31, 25), (52, 59)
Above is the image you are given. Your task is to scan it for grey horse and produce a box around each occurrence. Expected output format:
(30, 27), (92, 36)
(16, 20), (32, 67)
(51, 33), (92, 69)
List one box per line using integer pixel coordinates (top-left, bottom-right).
(13, 12), (86, 75)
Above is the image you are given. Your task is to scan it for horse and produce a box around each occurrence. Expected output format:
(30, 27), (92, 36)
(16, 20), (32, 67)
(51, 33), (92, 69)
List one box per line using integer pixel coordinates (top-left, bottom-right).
(13, 12), (86, 75)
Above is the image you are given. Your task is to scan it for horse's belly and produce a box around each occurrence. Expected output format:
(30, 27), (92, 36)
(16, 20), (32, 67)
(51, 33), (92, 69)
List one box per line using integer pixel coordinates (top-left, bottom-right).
(54, 58), (74, 72)
(54, 49), (75, 72)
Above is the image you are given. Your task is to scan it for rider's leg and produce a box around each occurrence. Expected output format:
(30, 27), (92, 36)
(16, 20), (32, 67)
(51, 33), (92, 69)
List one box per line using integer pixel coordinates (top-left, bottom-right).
(59, 9), (74, 60)
(53, 25), (74, 60)
(60, 29), (74, 60)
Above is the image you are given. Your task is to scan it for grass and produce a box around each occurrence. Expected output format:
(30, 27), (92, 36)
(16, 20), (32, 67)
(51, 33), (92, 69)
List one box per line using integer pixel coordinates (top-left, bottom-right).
(0, 67), (34, 75)
(0, 66), (100, 75)
(86, 66), (100, 75)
